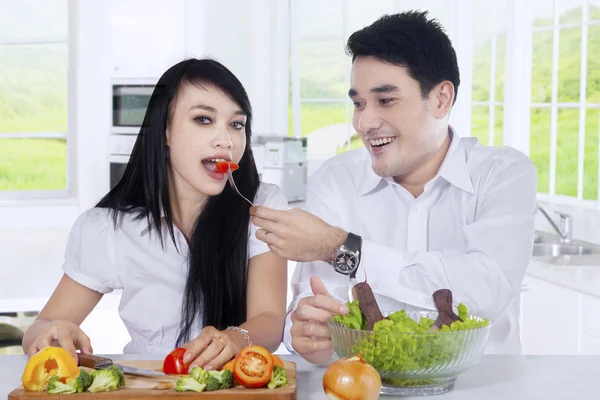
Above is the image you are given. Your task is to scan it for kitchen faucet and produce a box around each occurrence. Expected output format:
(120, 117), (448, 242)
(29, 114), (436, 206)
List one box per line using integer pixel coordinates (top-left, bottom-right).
(538, 204), (572, 243)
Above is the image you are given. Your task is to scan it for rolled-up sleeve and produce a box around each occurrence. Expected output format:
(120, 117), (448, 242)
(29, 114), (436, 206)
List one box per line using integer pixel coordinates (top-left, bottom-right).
(62, 208), (121, 294)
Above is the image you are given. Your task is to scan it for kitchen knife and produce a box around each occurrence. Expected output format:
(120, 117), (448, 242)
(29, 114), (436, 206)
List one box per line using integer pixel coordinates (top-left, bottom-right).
(78, 354), (167, 377)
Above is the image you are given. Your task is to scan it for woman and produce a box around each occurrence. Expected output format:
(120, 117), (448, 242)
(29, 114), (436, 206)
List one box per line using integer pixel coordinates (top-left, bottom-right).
(22, 58), (288, 371)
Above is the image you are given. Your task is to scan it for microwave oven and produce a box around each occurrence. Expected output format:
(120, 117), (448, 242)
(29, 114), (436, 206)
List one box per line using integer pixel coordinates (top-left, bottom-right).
(109, 78), (157, 188)
(111, 78), (157, 134)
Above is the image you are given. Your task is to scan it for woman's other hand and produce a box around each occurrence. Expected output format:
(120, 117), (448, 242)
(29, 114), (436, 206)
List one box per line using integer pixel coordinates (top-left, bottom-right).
(25, 320), (93, 363)
(182, 326), (242, 371)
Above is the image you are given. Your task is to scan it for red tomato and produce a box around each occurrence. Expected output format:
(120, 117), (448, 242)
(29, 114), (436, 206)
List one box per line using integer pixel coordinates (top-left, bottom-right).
(215, 161), (239, 174)
(163, 347), (189, 375)
(233, 345), (274, 388)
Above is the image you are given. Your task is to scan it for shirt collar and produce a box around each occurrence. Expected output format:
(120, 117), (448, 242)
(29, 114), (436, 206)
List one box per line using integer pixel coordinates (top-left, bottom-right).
(437, 127), (475, 194)
(357, 162), (388, 196)
(357, 126), (475, 196)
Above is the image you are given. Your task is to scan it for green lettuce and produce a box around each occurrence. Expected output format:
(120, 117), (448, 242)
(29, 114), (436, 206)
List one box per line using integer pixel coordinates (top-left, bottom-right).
(331, 299), (365, 330)
(331, 302), (490, 382)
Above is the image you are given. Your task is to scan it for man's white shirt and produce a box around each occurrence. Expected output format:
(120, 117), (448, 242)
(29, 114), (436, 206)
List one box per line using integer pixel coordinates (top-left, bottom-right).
(283, 128), (537, 356)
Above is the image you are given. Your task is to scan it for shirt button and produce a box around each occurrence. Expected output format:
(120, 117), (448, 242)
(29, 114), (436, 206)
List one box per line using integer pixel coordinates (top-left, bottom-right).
(413, 205), (420, 212)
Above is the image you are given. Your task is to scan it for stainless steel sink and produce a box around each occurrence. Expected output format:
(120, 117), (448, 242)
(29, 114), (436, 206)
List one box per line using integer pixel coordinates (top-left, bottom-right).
(534, 231), (562, 244)
(532, 230), (600, 266)
(533, 243), (599, 257)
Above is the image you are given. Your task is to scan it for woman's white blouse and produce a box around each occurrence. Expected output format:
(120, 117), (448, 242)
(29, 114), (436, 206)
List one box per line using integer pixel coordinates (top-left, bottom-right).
(61, 183), (288, 355)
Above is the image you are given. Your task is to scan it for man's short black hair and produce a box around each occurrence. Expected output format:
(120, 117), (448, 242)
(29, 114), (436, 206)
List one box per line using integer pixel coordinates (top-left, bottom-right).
(346, 10), (460, 105)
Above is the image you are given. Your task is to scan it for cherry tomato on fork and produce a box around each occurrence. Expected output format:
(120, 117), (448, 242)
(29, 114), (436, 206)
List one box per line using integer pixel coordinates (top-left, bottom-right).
(215, 161), (239, 174)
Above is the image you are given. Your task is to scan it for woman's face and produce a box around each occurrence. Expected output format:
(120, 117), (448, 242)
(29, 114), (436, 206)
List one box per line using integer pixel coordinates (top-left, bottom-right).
(166, 82), (247, 200)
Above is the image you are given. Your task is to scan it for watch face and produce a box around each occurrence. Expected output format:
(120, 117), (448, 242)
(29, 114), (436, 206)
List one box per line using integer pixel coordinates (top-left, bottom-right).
(334, 253), (358, 275)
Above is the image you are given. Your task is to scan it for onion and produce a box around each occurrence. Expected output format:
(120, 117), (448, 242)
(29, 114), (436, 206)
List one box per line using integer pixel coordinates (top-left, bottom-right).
(322, 355), (381, 400)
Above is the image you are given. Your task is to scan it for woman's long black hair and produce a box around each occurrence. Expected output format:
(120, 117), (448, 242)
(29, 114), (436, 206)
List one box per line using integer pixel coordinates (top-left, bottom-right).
(97, 58), (260, 346)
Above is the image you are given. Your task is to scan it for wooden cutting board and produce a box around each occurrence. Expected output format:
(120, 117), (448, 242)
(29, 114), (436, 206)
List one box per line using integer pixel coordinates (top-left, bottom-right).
(8, 360), (297, 399)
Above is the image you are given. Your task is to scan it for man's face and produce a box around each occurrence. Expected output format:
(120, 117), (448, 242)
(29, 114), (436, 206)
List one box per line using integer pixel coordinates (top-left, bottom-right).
(349, 56), (451, 179)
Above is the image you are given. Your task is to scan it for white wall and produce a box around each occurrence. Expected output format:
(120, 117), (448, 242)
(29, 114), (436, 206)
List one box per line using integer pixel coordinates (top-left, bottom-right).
(76, 0), (112, 213)
(203, 0), (289, 136)
(0, 0), (289, 227)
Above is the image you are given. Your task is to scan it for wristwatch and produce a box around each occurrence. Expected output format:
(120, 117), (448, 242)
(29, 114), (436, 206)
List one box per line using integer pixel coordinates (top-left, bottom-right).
(331, 232), (362, 277)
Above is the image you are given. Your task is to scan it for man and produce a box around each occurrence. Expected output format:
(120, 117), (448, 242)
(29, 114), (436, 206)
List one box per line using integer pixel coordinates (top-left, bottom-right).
(250, 11), (537, 364)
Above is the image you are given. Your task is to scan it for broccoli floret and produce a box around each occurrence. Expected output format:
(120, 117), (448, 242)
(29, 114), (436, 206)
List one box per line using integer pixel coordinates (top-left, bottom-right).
(86, 365), (126, 393)
(47, 376), (76, 394)
(189, 366), (208, 382)
(203, 375), (221, 391)
(208, 369), (234, 389)
(267, 366), (290, 389)
(47, 369), (93, 394)
(75, 369), (93, 392)
(189, 366), (221, 391)
(175, 376), (206, 392)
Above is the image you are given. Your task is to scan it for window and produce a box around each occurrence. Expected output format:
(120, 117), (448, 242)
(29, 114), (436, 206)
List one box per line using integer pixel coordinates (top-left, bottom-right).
(0, 0), (71, 198)
(529, 0), (600, 200)
(289, 0), (600, 204)
(471, 1), (508, 147)
(289, 0), (453, 174)
(289, 0), (353, 175)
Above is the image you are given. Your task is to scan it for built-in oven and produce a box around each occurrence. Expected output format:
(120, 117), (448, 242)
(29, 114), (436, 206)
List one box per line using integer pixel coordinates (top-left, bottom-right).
(108, 137), (137, 190)
(111, 78), (155, 134)
(109, 78), (157, 188)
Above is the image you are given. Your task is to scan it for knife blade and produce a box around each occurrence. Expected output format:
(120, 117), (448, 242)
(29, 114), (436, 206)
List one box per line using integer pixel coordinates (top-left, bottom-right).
(78, 354), (167, 377)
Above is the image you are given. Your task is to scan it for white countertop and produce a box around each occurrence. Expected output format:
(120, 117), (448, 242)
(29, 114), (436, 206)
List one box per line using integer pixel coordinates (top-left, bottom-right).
(527, 259), (600, 298)
(2, 354), (600, 399)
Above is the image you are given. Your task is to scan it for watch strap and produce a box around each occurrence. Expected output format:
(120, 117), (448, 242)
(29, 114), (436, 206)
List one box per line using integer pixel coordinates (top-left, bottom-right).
(348, 233), (362, 278)
(344, 232), (362, 252)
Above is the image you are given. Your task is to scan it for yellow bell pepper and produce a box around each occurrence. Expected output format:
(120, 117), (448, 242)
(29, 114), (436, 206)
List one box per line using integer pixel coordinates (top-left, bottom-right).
(21, 346), (80, 391)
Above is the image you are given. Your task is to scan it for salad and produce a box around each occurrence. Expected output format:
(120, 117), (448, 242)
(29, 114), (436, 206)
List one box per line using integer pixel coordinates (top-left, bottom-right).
(331, 300), (490, 374)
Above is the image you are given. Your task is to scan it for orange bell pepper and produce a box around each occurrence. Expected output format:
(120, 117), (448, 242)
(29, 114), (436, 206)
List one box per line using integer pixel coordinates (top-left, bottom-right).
(21, 346), (80, 391)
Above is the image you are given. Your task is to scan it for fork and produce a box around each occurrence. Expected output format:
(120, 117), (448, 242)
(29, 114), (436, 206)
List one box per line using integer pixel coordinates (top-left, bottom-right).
(226, 167), (254, 206)
(347, 274), (359, 302)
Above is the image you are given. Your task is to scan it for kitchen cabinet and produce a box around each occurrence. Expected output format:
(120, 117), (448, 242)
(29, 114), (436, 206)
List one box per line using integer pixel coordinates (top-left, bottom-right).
(581, 293), (600, 339)
(520, 275), (581, 354)
(109, 0), (186, 78)
(580, 332), (600, 354)
(520, 274), (600, 355)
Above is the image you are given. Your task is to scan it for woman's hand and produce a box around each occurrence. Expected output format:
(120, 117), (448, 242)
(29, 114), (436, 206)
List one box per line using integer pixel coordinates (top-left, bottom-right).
(182, 326), (242, 371)
(25, 320), (93, 363)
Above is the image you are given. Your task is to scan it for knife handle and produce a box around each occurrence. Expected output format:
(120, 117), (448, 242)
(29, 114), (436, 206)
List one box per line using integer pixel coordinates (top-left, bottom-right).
(78, 354), (113, 369)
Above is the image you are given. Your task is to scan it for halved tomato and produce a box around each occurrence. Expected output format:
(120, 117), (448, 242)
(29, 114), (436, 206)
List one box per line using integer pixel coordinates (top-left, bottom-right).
(163, 347), (190, 375)
(223, 355), (281, 371)
(233, 345), (274, 388)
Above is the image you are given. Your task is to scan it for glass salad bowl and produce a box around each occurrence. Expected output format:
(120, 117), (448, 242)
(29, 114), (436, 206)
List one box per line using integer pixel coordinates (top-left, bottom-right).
(328, 310), (490, 396)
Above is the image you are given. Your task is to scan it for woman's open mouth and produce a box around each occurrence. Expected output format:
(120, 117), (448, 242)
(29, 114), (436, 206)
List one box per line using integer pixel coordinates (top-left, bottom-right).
(201, 158), (228, 180)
